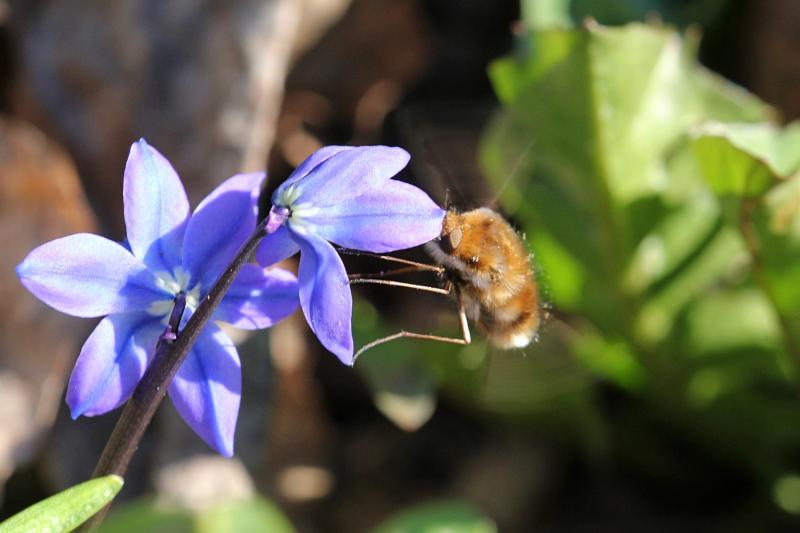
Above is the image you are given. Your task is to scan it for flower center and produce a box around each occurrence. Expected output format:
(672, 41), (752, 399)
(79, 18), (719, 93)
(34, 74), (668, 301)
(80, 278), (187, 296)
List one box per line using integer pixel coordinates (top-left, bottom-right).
(147, 266), (202, 319)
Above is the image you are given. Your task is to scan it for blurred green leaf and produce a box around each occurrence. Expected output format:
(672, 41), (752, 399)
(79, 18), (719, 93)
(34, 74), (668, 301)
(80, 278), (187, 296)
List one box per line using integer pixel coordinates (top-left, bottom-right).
(484, 22), (769, 342)
(691, 67), (774, 124)
(478, 16), (800, 484)
(691, 121), (800, 197)
(690, 119), (800, 367)
(0, 475), (123, 533)
(102, 497), (295, 533)
(774, 475), (800, 514)
(371, 501), (496, 533)
(196, 499), (295, 533)
(752, 173), (800, 352)
(683, 287), (781, 358)
(634, 225), (744, 345)
(522, 0), (572, 29)
(758, 172), (800, 283)
(623, 193), (721, 295)
(99, 500), (193, 533)
(571, 328), (646, 391)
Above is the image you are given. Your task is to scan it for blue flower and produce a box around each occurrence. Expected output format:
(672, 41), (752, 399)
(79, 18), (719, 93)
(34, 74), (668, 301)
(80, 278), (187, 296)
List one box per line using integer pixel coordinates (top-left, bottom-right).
(257, 146), (445, 365)
(16, 139), (299, 456)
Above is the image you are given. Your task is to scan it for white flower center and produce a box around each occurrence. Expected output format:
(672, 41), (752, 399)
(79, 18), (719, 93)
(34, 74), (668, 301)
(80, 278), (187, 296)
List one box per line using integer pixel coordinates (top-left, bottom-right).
(274, 186), (319, 236)
(146, 266), (202, 320)
(278, 183), (303, 206)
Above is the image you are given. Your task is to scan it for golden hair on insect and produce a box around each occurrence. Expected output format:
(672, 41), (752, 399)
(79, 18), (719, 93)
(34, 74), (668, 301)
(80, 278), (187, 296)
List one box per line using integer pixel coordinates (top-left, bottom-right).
(425, 207), (540, 349)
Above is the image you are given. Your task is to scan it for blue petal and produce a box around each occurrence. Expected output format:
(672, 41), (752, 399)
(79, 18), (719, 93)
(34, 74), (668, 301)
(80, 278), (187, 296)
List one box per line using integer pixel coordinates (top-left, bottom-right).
(273, 146), (350, 196)
(255, 225), (300, 266)
(67, 312), (162, 418)
(182, 173), (264, 291)
(124, 139), (190, 273)
(214, 264), (299, 329)
(296, 231), (353, 365)
(307, 180), (445, 252)
(168, 324), (241, 457)
(277, 146), (410, 206)
(16, 233), (169, 317)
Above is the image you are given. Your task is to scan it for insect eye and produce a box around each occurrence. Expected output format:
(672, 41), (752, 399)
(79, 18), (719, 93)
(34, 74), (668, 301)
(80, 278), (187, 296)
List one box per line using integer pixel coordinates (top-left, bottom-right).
(449, 227), (463, 250)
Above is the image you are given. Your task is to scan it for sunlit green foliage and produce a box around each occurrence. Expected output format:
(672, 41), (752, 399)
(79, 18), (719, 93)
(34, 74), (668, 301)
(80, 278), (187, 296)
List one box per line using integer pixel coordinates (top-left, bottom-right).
(481, 14), (800, 500)
(355, 13), (800, 515)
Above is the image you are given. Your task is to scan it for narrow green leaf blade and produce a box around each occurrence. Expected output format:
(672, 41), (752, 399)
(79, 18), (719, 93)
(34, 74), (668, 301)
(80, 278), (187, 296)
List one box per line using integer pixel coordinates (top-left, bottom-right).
(0, 475), (123, 533)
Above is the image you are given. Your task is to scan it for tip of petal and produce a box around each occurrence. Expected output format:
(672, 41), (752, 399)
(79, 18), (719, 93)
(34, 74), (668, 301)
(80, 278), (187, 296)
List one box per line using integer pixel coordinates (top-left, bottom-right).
(68, 400), (86, 420)
(328, 343), (355, 367)
(218, 442), (235, 458)
(15, 260), (27, 280)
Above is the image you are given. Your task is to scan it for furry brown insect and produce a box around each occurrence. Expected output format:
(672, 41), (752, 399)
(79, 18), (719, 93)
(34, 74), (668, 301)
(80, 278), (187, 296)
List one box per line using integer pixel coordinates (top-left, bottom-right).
(425, 207), (540, 349)
(348, 206), (540, 359)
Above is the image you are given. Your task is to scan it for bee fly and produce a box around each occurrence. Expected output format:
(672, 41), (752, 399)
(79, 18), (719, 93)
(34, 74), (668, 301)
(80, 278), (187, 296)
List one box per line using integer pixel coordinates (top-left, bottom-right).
(347, 206), (540, 359)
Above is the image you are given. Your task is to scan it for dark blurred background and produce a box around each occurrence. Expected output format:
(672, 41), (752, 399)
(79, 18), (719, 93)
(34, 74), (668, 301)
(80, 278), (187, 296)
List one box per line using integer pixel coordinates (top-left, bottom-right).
(3, 1), (800, 532)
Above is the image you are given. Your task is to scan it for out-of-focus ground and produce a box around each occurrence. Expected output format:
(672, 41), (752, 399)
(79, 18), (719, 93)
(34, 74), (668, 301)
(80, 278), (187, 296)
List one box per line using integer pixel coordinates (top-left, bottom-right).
(3, 1), (800, 532)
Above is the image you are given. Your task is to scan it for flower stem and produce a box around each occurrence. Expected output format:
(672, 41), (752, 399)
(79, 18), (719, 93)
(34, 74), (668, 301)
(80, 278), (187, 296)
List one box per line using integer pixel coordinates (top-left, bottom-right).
(82, 221), (268, 531)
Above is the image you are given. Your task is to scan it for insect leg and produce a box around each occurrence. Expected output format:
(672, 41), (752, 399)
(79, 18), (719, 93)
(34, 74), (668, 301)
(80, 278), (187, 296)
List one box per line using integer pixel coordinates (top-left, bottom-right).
(348, 265), (438, 281)
(348, 278), (450, 295)
(455, 285), (472, 345)
(337, 248), (444, 273)
(353, 283), (472, 362)
(353, 330), (470, 361)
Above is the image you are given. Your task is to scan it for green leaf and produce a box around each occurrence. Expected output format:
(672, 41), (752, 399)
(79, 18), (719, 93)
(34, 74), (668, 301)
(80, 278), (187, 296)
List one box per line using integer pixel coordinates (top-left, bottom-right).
(571, 328), (646, 391)
(691, 121), (800, 197)
(371, 501), (496, 533)
(683, 287), (782, 358)
(484, 22), (768, 340)
(634, 225), (745, 345)
(522, 0), (572, 29)
(691, 66), (774, 124)
(0, 475), (123, 533)
(195, 499), (295, 533)
(102, 498), (296, 533)
(752, 173), (800, 346)
(99, 500), (193, 533)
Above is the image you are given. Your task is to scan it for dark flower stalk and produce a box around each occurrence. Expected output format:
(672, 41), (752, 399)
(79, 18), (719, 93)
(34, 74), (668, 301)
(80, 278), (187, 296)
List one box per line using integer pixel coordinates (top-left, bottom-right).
(83, 219), (268, 531)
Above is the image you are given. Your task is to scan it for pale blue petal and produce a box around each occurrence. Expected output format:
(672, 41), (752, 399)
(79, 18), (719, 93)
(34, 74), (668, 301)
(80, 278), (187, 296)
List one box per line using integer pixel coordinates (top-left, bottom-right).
(168, 324), (241, 457)
(214, 264), (299, 330)
(297, 231), (353, 365)
(276, 146), (410, 206)
(124, 139), (190, 273)
(16, 233), (169, 317)
(307, 180), (445, 252)
(255, 225), (300, 266)
(67, 312), (162, 418)
(182, 173), (264, 291)
(274, 146), (350, 193)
